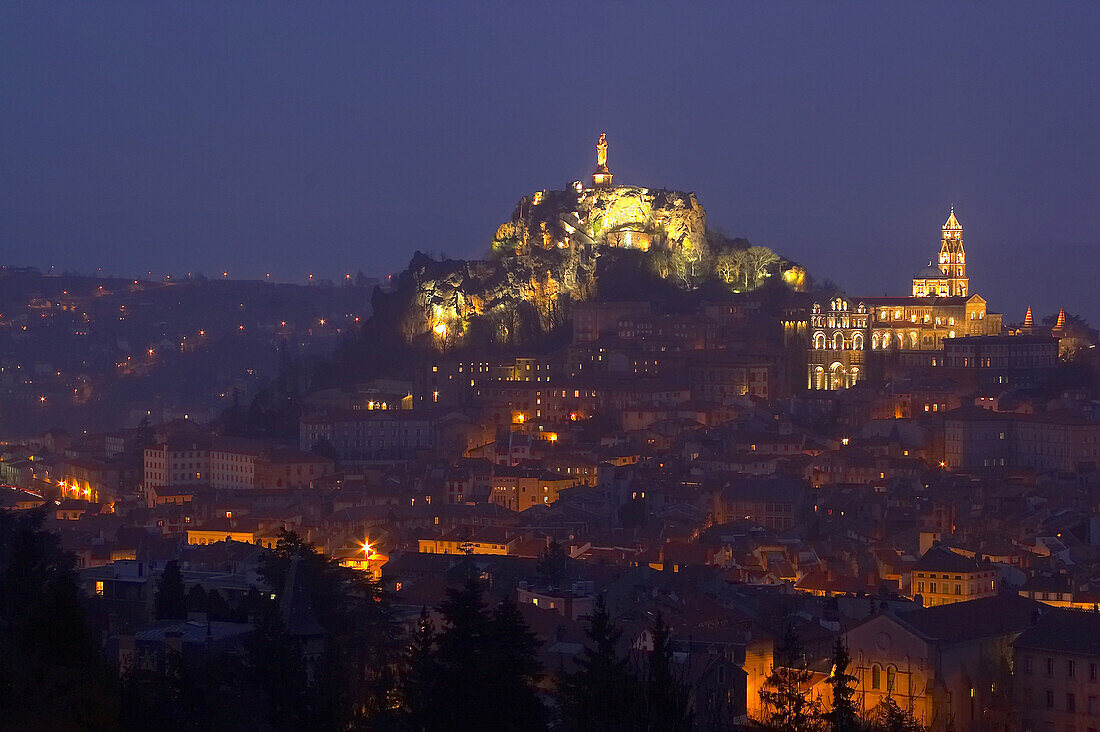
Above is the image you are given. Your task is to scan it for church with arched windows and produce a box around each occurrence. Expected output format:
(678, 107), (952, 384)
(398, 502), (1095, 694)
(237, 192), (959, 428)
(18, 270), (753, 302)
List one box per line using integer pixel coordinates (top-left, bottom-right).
(808, 297), (869, 390)
(807, 209), (1002, 390)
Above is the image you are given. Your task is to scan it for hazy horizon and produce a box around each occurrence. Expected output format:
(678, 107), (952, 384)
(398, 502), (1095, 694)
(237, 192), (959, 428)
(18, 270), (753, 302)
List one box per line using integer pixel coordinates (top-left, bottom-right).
(3, 2), (1097, 323)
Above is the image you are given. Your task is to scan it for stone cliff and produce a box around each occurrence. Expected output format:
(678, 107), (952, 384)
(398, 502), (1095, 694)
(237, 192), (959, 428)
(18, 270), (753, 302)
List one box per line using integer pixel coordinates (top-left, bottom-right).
(379, 181), (717, 351)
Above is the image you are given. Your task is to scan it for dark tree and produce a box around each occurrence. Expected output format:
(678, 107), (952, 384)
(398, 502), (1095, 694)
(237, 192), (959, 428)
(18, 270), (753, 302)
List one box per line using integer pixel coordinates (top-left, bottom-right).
(246, 599), (310, 730)
(559, 594), (643, 731)
(0, 507), (118, 728)
(868, 695), (923, 732)
(490, 594), (546, 727)
(824, 637), (861, 732)
(536, 539), (571, 589)
(756, 623), (825, 731)
(154, 560), (187, 620)
(186, 583), (208, 614)
(645, 612), (692, 731)
(408, 575), (545, 731)
(431, 575), (496, 728)
(257, 530), (400, 728)
(134, 414), (154, 454)
(205, 588), (232, 621)
(400, 607), (441, 730)
(120, 649), (252, 731)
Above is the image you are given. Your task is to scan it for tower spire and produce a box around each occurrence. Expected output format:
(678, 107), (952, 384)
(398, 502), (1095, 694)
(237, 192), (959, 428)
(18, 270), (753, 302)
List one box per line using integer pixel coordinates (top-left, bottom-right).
(1023, 306), (1033, 328)
(1054, 307), (1066, 331)
(943, 206), (962, 232)
(936, 206), (967, 296)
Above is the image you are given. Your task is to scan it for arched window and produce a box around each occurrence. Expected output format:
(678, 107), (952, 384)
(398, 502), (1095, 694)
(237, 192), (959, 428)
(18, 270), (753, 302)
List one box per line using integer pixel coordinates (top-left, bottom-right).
(814, 366), (824, 390)
(871, 664), (881, 689)
(851, 366), (860, 384)
(910, 331), (918, 349)
(853, 333), (864, 351)
(833, 333), (844, 350)
(830, 362), (845, 390)
(814, 332), (826, 350)
(886, 666), (896, 693)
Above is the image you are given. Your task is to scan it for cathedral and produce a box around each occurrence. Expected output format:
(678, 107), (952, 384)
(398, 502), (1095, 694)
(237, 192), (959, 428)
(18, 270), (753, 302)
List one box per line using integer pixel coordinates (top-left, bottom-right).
(808, 209), (1002, 390)
(911, 207), (967, 297)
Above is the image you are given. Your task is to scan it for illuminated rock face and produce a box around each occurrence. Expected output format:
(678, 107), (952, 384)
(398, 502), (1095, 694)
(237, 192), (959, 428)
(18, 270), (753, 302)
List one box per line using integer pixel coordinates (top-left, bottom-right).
(387, 242), (587, 351)
(493, 185), (707, 268)
(394, 182), (710, 351)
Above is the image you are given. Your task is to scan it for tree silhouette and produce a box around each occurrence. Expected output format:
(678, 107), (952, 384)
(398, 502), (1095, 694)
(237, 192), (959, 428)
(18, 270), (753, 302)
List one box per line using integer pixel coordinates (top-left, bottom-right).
(756, 623), (826, 731)
(559, 594), (643, 730)
(257, 530), (399, 728)
(154, 560), (187, 620)
(400, 607), (441, 730)
(868, 695), (922, 732)
(490, 594), (546, 727)
(824, 637), (861, 732)
(645, 611), (692, 731)
(536, 539), (572, 589)
(0, 507), (118, 728)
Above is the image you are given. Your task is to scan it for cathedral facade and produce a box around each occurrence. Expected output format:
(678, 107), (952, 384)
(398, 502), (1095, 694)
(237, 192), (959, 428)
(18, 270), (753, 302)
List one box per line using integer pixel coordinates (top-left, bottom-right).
(808, 209), (1002, 390)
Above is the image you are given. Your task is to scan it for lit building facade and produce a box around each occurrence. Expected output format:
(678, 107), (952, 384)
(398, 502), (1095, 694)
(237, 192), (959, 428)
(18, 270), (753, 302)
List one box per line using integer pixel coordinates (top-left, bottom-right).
(808, 296), (869, 390)
(911, 208), (968, 297)
(807, 209), (1002, 390)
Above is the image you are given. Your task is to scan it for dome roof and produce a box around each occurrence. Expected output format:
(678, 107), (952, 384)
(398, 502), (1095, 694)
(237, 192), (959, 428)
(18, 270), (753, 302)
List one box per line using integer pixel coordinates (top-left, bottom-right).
(914, 262), (946, 279)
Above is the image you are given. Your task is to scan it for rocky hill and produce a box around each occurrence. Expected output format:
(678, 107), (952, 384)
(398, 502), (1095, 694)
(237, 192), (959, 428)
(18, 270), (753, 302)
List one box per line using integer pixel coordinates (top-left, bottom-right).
(325, 142), (807, 383)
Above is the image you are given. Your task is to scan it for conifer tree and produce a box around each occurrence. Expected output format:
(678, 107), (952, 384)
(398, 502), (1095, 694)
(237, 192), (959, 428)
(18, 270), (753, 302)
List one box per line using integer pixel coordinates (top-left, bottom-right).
(257, 530), (399, 728)
(869, 696), (923, 732)
(491, 594), (546, 728)
(536, 539), (571, 589)
(559, 594), (643, 731)
(401, 607), (441, 731)
(825, 637), (860, 732)
(756, 623), (826, 731)
(186, 583), (208, 614)
(433, 575), (498, 728)
(246, 598), (310, 729)
(0, 507), (118, 728)
(154, 559), (187, 620)
(645, 611), (692, 731)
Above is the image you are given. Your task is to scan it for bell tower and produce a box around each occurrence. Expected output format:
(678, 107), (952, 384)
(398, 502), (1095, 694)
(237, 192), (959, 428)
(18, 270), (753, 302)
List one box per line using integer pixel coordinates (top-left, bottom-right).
(939, 207), (967, 296)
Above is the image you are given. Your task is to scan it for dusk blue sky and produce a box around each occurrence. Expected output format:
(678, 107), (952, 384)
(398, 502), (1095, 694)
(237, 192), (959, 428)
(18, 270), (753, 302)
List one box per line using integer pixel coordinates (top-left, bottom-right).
(2, 2), (1097, 322)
